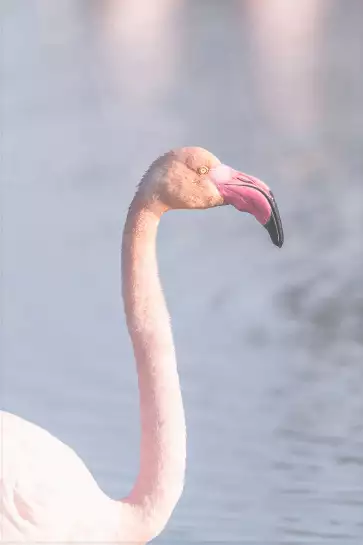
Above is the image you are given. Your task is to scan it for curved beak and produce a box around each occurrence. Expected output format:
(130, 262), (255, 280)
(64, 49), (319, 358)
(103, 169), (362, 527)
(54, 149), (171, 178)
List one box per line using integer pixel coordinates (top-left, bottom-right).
(235, 183), (284, 248)
(211, 166), (284, 248)
(233, 180), (284, 248)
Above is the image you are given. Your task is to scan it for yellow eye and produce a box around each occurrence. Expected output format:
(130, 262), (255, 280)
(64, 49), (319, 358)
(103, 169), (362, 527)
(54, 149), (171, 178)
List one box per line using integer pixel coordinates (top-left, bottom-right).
(197, 166), (209, 175)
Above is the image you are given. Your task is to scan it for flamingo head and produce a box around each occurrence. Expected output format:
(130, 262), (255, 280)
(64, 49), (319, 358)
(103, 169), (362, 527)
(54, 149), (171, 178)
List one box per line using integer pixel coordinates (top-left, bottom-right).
(142, 147), (284, 247)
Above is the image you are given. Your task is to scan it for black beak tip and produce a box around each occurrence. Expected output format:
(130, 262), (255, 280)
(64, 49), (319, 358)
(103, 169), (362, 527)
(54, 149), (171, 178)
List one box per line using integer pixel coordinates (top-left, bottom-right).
(275, 236), (284, 248)
(263, 215), (284, 248)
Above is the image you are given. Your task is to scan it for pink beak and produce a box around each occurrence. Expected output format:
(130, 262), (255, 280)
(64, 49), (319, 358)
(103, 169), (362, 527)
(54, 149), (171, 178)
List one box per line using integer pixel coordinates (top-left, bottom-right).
(211, 165), (284, 248)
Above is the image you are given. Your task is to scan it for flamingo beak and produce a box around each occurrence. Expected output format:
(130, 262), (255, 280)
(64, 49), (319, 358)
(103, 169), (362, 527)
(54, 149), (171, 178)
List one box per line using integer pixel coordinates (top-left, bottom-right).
(233, 173), (284, 248)
(211, 165), (284, 248)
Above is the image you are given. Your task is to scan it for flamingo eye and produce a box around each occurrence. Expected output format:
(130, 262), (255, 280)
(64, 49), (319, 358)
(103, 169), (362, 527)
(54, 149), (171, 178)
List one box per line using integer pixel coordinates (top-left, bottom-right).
(197, 166), (209, 175)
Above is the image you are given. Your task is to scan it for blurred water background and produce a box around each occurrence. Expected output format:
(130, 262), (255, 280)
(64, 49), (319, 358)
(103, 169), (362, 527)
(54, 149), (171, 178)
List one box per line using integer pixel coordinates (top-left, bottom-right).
(1, 0), (363, 542)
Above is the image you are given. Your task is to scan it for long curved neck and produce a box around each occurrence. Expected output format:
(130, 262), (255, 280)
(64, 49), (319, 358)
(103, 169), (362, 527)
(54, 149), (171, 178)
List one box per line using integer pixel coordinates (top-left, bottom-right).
(121, 195), (186, 536)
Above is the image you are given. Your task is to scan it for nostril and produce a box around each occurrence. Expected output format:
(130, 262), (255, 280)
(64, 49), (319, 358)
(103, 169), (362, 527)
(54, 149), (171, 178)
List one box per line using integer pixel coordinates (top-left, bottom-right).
(235, 173), (258, 186)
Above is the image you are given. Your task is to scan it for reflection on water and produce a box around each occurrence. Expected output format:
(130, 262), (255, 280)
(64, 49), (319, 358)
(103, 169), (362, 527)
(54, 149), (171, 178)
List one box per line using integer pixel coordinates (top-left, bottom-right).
(2, 0), (363, 542)
(96, 0), (179, 101)
(246, 0), (324, 138)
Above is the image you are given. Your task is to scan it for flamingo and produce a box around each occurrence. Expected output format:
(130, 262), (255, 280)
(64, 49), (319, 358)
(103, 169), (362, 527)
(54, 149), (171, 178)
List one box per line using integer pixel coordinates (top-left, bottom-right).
(0, 147), (284, 543)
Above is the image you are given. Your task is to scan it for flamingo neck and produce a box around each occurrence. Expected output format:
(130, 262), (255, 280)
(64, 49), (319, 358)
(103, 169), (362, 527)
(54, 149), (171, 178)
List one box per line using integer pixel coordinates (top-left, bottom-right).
(121, 195), (186, 538)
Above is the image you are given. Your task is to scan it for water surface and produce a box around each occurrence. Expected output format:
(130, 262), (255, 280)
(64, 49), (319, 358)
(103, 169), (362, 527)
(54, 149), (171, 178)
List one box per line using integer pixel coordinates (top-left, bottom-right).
(1, 1), (363, 542)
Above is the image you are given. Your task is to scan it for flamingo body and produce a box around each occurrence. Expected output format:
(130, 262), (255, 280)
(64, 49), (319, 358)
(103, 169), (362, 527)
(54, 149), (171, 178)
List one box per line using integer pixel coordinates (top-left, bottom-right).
(1, 411), (122, 542)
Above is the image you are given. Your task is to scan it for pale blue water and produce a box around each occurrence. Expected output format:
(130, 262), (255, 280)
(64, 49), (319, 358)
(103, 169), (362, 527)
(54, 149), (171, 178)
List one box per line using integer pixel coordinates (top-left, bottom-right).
(1, 1), (363, 542)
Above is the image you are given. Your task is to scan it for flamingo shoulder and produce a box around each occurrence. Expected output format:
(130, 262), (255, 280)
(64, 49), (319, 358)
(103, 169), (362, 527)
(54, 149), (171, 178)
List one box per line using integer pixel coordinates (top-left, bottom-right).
(0, 411), (128, 542)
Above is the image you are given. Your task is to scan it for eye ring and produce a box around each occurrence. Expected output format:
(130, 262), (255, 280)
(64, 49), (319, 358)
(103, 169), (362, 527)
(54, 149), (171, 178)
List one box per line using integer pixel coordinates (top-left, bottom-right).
(197, 166), (209, 175)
